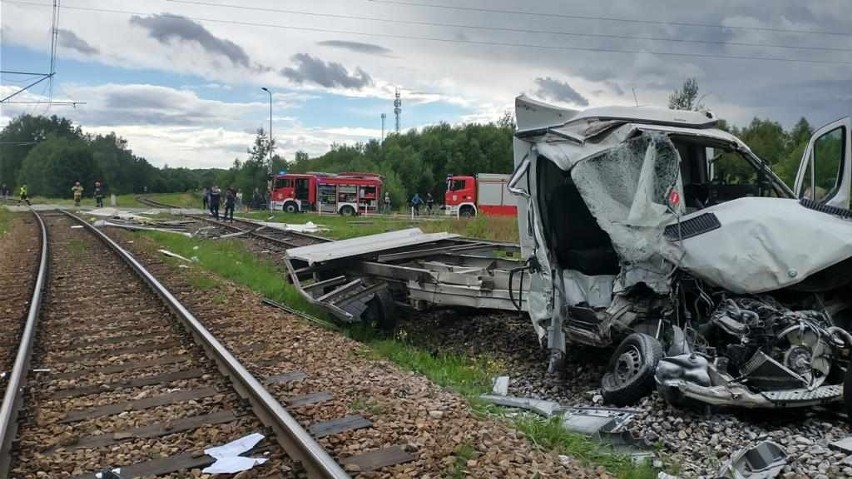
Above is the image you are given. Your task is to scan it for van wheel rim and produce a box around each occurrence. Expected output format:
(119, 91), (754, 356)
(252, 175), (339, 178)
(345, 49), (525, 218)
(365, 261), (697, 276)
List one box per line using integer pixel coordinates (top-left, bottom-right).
(613, 346), (642, 385)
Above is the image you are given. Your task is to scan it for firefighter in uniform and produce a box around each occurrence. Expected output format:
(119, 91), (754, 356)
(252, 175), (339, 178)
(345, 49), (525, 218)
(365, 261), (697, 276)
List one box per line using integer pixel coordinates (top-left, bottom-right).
(94, 181), (105, 208)
(72, 181), (84, 207)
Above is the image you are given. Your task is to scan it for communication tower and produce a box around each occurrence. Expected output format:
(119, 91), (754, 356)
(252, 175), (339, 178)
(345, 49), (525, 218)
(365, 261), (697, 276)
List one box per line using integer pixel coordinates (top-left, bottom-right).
(393, 87), (402, 133)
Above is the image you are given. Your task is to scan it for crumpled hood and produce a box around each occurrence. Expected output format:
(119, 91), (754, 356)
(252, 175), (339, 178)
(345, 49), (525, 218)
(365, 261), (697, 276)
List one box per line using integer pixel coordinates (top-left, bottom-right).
(662, 197), (852, 294)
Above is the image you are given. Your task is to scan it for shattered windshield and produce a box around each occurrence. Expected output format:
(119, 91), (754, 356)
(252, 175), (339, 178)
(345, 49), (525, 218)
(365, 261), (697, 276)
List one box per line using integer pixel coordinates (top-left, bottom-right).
(570, 132), (681, 264)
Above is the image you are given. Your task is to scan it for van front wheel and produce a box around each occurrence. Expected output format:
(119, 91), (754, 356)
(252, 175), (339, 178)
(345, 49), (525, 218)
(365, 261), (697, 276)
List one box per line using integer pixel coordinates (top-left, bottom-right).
(601, 333), (663, 406)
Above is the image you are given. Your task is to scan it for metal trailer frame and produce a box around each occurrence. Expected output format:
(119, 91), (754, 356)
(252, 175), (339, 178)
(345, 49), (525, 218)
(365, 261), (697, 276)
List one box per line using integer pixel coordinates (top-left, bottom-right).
(282, 228), (527, 323)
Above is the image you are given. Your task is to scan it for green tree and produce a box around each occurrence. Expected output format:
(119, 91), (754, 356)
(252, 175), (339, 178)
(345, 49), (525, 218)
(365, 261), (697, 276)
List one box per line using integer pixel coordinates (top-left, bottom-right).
(17, 135), (99, 198)
(0, 114), (82, 189)
(668, 78), (704, 111)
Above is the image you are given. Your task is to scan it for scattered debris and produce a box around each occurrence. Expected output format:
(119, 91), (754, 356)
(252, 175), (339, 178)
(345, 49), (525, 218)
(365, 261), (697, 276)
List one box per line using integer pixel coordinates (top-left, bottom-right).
(93, 219), (192, 237)
(492, 376), (510, 396)
(284, 228), (523, 323)
(481, 394), (654, 464)
(716, 441), (787, 479)
(829, 436), (852, 454)
(479, 394), (563, 418)
(157, 249), (193, 263)
(252, 220), (328, 233)
(70, 225), (83, 229)
(201, 432), (268, 474)
(94, 469), (123, 479)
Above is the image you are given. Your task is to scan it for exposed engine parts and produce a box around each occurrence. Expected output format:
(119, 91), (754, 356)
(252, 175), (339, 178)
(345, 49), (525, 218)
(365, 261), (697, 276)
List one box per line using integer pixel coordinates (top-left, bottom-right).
(654, 294), (851, 408)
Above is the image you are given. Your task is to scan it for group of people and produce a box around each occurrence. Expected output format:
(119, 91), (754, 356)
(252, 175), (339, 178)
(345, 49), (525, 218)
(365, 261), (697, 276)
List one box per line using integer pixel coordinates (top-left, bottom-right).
(409, 192), (435, 216)
(202, 186), (239, 221)
(379, 192), (436, 215)
(1, 183), (31, 206)
(70, 181), (106, 207)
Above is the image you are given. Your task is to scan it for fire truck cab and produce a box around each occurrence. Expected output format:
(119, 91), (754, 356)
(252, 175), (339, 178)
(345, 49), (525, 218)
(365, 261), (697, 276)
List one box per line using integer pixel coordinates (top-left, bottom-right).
(444, 173), (518, 217)
(270, 172), (382, 216)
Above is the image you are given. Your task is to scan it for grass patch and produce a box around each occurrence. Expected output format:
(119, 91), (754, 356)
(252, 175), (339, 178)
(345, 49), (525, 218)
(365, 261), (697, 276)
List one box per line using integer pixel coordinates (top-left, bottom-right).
(67, 238), (89, 256)
(368, 337), (498, 398)
(29, 194), (149, 208)
(137, 231), (324, 317)
(146, 192), (200, 208)
(516, 416), (659, 479)
(450, 442), (476, 479)
(350, 398), (383, 416)
(0, 207), (10, 235)
(237, 210), (520, 243)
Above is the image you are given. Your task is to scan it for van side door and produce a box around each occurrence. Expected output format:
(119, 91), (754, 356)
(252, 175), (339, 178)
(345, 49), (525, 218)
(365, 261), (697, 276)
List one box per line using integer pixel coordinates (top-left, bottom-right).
(793, 118), (852, 208)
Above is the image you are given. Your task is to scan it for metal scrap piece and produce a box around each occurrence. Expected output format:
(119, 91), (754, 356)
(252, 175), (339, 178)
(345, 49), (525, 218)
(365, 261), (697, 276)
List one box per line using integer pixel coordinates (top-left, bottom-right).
(716, 441), (787, 479)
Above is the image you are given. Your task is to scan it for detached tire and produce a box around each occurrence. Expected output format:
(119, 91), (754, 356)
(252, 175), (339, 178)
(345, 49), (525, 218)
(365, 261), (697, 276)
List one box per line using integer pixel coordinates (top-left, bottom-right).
(601, 333), (663, 406)
(364, 289), (397, 333)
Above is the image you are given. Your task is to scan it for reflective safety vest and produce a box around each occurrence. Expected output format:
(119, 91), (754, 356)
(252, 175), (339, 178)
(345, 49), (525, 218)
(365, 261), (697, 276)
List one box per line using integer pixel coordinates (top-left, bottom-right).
(19, 186), (27, 196)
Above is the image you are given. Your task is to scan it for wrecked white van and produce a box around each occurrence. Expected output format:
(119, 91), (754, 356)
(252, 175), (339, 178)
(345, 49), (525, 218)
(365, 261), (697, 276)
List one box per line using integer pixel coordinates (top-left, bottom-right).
(509, 95), (852, 409)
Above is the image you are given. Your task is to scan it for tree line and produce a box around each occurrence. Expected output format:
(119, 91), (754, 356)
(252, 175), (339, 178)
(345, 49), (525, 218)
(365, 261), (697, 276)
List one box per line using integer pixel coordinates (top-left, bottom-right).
(668, 78), (813, 187)
(0, 114), (221, 198)
(1, 80), (822, 203)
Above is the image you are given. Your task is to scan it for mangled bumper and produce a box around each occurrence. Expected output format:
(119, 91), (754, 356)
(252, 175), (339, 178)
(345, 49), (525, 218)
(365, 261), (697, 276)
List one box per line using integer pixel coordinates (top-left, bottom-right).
(656, 356), (843, 408)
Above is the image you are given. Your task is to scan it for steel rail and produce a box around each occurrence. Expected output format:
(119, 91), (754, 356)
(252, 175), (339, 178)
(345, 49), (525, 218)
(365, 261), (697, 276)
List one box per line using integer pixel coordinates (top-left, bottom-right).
(62, 211), (349, 479)
(0, 210), (48, 479)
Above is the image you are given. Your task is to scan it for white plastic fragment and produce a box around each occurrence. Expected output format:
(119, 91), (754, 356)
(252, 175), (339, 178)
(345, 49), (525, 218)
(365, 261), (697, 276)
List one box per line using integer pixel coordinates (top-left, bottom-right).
(202, 432), (268, 474)
(70, 225), (83, 229)
(157, 249), (192, 263)
(492, 376), (510, 396)
(94, 468), (121, 478)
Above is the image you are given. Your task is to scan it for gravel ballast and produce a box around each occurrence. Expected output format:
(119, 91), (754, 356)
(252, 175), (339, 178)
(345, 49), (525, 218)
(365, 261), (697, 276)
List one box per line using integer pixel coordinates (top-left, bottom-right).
(108, 228), (611, 478)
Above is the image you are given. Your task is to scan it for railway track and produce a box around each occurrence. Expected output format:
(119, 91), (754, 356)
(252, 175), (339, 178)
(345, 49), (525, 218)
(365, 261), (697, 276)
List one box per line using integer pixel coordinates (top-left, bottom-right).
(0, 211), (347, 479)
(0, 215), (40, 408)
(136, 194), (328, 247)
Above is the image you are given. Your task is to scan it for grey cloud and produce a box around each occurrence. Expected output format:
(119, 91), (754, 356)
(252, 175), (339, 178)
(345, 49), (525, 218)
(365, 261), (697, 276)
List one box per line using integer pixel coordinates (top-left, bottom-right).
(534, 77), (589, 106)
(129, 14), (250, 67)
(281, 54), (373, 89)
(58, 29), (98, 56)
(317, 40), (391, 56)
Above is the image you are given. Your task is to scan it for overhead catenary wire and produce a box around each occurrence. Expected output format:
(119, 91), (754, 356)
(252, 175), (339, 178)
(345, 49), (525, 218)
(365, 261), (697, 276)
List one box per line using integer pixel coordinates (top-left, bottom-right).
(6, 0), (852, 66)
(167, 0), (852, 54)
(368, 0), (852, 38)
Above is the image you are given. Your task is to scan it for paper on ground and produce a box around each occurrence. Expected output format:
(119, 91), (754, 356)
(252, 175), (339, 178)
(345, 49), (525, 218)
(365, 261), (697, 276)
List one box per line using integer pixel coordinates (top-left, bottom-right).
(202, 432), (268, 474)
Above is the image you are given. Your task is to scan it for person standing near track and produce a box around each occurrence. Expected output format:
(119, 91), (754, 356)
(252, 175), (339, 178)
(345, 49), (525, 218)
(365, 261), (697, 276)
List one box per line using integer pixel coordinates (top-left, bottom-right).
(209, 186), (222, 220)
(94, 181), (105, 208)
(202, 187), (209, 210)
(72, 181), (84, 207)
(18, 184), (31, 206)
(224, 187), (236, 222)
(426, 192), (434, 215)
(410, 192), (422, 216)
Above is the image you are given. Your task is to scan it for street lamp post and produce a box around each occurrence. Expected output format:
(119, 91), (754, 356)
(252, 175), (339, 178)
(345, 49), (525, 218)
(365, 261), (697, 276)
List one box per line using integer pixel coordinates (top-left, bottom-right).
(261, 87), (272, 211)
(260, 87), (273, 171)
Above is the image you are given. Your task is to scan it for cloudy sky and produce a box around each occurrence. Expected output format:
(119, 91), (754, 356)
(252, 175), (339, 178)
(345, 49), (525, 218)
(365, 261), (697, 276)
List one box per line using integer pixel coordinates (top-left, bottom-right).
(2, 0), (851, 168)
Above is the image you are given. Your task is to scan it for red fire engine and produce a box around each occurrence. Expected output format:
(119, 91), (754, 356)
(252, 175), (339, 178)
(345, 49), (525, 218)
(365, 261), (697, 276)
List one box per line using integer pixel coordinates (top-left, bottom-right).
(270, 172), (383, 215)
(444, 173), (518, 217)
